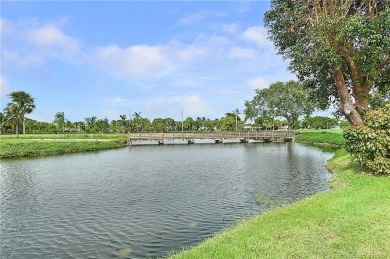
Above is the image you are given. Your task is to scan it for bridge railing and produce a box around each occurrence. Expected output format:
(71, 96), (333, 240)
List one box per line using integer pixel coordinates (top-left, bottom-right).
(128, 130), (295, 141)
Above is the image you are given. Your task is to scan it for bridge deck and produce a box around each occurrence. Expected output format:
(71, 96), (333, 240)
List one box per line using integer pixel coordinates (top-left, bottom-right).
(127, 131), (295, 145)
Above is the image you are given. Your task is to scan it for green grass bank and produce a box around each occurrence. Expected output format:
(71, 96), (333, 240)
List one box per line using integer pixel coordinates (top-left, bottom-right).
(171, 150), (390, 258)
(295, 129), (346, 146)
(0, 134), (127, 158)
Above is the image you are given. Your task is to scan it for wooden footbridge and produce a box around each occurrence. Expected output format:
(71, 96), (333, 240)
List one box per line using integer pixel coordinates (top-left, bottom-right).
(127, 131), (295, 146)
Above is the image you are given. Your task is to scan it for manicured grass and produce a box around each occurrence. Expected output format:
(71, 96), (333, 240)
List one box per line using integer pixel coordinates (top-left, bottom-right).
(170, 149), (390, 258)
(296, 130), (346, 146)
(301, 128), (343, 134)
(0, 133), (127, 140)
(0, 134), (127, 158)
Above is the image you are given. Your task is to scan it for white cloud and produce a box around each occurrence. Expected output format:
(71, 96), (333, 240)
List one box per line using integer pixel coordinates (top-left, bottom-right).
(88, 23), (282, 83)
(221, 23), (239, 34)
(178, 10), (227, 26)
(92, 44), (166, 79)
(228, 47), (258, 60)
(247, 77), (270, 90)
(2, 50), (45, 68)
(91, 39), (212, 81)
(242, 26), (272, 49)
(178, 13), (205, 25)
(0, 18), (14, 35)
(166, 40), (208, 63)
(26, 24), (79, 53)
(1, 19), (80, 68)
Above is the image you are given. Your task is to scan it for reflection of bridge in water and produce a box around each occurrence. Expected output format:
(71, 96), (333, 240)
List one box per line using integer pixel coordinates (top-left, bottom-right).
(127, 131), (296, 145)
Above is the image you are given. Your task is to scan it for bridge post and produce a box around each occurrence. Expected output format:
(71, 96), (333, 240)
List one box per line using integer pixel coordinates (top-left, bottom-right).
(239, 138), (248, 143)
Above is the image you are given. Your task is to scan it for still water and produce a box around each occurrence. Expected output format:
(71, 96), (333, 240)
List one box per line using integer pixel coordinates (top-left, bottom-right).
(0, 143), (333, 258)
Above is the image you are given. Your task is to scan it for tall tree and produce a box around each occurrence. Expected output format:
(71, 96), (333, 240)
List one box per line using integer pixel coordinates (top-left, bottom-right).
(220, 116), (235, 131)
(132, 112), (142, 119)
(119, 114), (127, 133)
(264, 0), (390, 126)
(232, 109), (241, 131)
(3, 104), (22, 135)
(132, 112), (142, 132)
(183, 117), (195, 131)
(54, 112), (65, 134)
(85, 116), (98, 133)
(2, 91), (35, 134)
(245, 81), (315, 131)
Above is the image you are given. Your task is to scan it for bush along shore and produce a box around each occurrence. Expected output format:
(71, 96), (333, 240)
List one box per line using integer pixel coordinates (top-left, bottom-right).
(0, 136), (127, 158)
(171, 133), (390, 258)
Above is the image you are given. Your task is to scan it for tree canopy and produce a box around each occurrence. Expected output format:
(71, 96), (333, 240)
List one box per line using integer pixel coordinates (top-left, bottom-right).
(244, 81), (315, 130)
(54, 112), (65, 133)
(1, 91), (35, 135)
(264, 0), (390, 126)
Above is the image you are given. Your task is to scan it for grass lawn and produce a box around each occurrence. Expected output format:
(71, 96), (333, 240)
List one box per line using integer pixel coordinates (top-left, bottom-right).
(170, 149), (390, 258)
(296, 129), (346, 146)
(0, 133), (127, 141)
(0, 134), (127, 158)
(300, 128), (343, 134)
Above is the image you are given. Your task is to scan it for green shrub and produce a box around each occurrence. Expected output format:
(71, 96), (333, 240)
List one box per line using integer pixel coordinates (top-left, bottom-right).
(343, 103), (390, 174)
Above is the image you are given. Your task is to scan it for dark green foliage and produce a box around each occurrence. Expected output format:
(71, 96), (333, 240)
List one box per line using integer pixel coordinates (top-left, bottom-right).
(264, 1), (390, 124)
(344, 103), (390, 174)
(340, 120), (351, 129)
(303, 116), (339, 130)
(245, 81), (315, 131)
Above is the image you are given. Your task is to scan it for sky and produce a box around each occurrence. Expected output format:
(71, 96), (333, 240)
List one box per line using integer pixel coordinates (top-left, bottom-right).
(1, 0), (296, 123)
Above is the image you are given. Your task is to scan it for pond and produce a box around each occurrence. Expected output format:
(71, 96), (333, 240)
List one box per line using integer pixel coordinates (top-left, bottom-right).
(0, 143), (333, 258)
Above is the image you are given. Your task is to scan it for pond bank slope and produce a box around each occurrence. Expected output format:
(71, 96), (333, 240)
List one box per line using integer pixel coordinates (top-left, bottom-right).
(170, 149), (390, 258)
(0, 134), (127, 158)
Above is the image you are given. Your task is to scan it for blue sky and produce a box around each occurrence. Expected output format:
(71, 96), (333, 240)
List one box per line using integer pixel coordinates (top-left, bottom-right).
(1, 1), (296, 122)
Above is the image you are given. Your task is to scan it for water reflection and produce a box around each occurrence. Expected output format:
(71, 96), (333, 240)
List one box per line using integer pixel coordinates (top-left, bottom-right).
(0, 143), (333, 258)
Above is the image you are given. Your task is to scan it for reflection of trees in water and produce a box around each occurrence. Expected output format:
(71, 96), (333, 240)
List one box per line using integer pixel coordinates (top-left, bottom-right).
(283, 143), (326, 199)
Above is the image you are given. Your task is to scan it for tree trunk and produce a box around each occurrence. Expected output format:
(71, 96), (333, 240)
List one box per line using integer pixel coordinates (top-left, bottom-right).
(332, 67), (364, 126)
(353, 83), (371, 113)
(22, 116), (26, 134)
(344, 56), (372, 113)
(15, 119), (19, 136)
(287, 118), (292, 131)
(0, 115), (15, 130)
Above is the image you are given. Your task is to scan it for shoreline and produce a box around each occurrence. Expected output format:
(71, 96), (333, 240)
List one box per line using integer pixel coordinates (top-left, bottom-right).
(0, 138), (127, 159)
(170, 149), (390, 258)
(297, 140), (342, 149)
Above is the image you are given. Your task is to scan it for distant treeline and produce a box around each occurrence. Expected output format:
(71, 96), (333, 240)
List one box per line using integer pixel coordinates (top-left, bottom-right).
(0, 112), (349, 135)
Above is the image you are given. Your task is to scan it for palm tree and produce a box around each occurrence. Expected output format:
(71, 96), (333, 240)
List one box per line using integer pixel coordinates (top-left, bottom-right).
(119, 114), (127, 133)
(54, 112), (65, 134)
(233, 108), (241, 131)
(132, 112), (142, 119)
(84, 116), (97, 133)
(132, 112), (142, 132)
(2, 103), (22, 135)
(7, 91), (36, 134)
